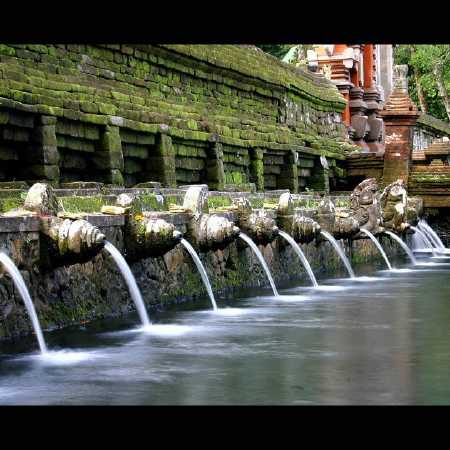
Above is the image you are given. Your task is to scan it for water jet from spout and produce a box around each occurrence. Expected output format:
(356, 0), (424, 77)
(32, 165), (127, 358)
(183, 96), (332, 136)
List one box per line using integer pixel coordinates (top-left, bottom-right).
(0, 252), (47, 353)
(411, 226), (437, 256)
(103, 241), (151, 326)
(278, 231), (318, 287)
(319, 230), (355, 278)
(383, 231), (417, 265)
(418, 219), (446, 250)
(180, 238), (218, 311)
(359, 228), (392, 270)
(238, 233), (279, 296)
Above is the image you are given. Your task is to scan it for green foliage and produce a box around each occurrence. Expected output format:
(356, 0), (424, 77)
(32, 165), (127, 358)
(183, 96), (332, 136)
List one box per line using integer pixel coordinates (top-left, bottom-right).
(257, 45), (294, 59)
(0, 197), (22, 213)
(60, 196), (107, 213)
(208, 195), (231, 209)
(394, 45), (450, 121)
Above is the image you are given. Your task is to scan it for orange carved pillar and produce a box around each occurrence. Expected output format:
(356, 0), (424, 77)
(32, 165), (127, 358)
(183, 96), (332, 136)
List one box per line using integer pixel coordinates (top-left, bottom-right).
(363, 44), (374, 88)
(342, 92), (350, 126)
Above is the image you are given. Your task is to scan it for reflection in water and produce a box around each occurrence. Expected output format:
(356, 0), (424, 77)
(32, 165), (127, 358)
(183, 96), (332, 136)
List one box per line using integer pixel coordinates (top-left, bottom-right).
(2, 262), (450, 404)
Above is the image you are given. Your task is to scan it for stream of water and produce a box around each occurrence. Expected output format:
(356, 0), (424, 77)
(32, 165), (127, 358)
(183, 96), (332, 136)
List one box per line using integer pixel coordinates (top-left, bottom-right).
(319, 230), (355, 278)
(180, 238), (218, 311)
(278, 231), (318, 287)
(359, 229), (392, 270)
(238, 233), (279, 296)
(1, 254), (449, 404)
(0, 252), (47, 354)
(104, 241), (151, 326)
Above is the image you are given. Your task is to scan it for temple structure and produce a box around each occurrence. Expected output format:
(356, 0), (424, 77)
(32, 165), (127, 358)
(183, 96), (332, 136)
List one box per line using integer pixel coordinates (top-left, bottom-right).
(307, 44), (389, 154)
(307, 44), (450, 205)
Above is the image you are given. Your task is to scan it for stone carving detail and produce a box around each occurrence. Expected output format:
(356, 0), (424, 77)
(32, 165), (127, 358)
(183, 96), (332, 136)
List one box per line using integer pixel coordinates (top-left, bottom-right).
(182, 186), (240, 250)
(21, 183), (106, 269)
(23, 183), (60, 216)
(187, 214), (240, 251)
(317, 197), (360, 239)
(393, 65), (408, 93)
(41, 216), (105, 259)
(276, 193), (321, 244)
(380, 179), (410, 232)
(115, 193), (182, 260)
(350, 178), (382, 234)
(406, 197), (424, 227)
(233, 197), (279, 245)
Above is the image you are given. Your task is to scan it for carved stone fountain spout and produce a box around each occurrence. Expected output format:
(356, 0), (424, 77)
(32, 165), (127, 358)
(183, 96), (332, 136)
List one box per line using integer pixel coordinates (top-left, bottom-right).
(316, 197), (360, 240)
(114, 193), (182, 261)
(232, 197), (278, 246)
(183, 186), (240, 251)
(350, 178), (383, 236)
(380, 179), (410, 233)
(22, 183), (106, 269)
(276, 193), (321, 244)
(406, 196), (424, 227)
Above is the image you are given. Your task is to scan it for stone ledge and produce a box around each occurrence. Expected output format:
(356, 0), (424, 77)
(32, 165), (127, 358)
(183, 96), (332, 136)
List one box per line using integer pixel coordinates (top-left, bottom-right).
(0, 215), (40, 232)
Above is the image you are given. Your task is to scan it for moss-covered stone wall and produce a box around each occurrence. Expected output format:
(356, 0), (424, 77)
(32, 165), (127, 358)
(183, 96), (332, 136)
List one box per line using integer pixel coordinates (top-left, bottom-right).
(0, 44), (355, 192)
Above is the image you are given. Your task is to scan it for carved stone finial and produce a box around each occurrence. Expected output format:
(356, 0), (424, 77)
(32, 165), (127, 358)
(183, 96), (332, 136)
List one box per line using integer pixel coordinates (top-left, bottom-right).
(393, 65), (408, 93)
(23, 183), (60, 216)
(183, 185), (209, 215)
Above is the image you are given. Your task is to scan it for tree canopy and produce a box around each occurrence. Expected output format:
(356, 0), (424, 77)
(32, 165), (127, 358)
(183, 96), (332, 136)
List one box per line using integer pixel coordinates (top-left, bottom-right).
(394, 45), (450, 122)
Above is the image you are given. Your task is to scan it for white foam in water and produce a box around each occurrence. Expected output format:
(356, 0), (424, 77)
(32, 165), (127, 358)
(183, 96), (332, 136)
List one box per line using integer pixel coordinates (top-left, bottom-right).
(311, 285), (347, 291)
(389, 268), (414, 273)
(139, 324), (194, 337)
(334, 276), (385, 283)
(273, 294), (310, 302)
(213, 308), (248, 316)
(32, 349), (103, 365)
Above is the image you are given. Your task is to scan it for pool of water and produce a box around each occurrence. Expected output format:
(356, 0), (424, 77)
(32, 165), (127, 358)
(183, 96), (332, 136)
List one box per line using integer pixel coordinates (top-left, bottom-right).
(2, 258), (450, 404)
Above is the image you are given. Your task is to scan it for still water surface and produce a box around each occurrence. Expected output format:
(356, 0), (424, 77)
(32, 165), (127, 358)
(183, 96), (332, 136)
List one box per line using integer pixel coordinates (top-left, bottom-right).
(2, 258), (450, 404)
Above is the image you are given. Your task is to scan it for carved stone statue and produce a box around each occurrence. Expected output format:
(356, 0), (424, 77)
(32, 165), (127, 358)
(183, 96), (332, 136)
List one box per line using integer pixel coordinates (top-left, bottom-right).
(350, 178), (383, 234)
(380, 179), (410, 233)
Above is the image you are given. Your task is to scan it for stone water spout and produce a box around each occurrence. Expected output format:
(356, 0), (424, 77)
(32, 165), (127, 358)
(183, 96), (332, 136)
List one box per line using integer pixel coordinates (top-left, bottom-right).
(406, 197), (424, 228)
(183, 186), (240, 251)
(276, 193), (321, 244)
(111, 193), (182, 261)
(380, 179), (410, 233)
(232, 197), (278, 246)
(350, 178), (383, 236)
(22, 183), (106, 269)
(316, 197), (360, 240)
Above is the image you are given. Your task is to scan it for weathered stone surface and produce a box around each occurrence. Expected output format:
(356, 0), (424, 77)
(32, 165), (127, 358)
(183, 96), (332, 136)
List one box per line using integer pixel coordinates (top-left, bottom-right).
(23, 183), (60, 216)
(380, 179), (409, 233)
(350, 178), (383, 234)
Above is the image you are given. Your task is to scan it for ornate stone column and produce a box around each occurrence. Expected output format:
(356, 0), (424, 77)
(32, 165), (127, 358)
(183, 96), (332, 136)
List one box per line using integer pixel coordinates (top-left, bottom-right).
(379, 65), (419, 186)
